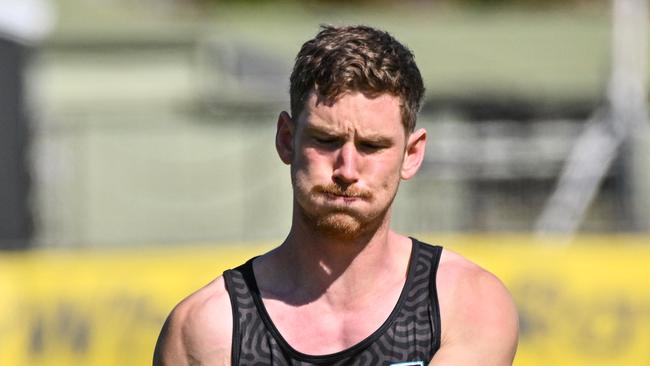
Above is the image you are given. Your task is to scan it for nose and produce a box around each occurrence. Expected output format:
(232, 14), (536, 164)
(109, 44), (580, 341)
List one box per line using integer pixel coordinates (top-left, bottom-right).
(332, 142), (360, 187)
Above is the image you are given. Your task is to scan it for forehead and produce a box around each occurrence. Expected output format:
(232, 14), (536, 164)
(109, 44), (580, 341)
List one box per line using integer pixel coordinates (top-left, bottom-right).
(298, 92), (403, 133)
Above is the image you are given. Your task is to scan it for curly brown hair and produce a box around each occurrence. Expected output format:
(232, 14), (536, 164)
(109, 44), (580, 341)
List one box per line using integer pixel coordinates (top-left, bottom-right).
(290, 25), (425, 132)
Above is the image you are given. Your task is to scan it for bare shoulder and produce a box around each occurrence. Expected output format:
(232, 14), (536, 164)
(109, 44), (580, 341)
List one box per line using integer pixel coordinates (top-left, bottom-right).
(431, 248), (519, 365)
(153, 276), (233, 366)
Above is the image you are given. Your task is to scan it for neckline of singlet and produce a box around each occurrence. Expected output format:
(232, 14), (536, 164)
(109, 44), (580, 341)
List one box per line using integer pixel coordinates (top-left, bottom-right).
(239, 238), (423, 363)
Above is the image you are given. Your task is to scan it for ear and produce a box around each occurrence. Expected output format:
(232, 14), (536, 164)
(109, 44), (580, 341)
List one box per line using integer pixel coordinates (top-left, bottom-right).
(276, 111), (295, 165)
(401, 128), (427, 180)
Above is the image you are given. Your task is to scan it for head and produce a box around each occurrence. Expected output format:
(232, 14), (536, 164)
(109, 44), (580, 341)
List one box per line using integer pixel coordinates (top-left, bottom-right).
(277, 25), (426, 240)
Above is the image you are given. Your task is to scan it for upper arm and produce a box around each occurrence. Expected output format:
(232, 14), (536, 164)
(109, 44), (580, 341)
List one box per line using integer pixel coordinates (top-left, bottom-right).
(153, 276), (233, 366)
(430, 251), (519, 366)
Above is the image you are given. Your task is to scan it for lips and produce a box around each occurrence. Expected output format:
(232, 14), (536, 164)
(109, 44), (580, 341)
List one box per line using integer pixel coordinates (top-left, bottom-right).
(313, 184), (372, 201)
(324, 192), (359, 203)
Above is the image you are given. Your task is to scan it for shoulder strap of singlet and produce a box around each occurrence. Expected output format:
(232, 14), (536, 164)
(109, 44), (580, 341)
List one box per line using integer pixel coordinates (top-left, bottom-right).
(222, 257), (257, 366)
(427, 242), (443, 351)
(408, 238), (443, 352)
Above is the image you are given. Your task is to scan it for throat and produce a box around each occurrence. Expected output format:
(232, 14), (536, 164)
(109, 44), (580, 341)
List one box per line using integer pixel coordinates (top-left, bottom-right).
(273, 235), (393, 307)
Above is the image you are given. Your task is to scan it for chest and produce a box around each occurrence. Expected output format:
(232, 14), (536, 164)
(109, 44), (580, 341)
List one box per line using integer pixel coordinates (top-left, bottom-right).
(262, 284), (404, 355)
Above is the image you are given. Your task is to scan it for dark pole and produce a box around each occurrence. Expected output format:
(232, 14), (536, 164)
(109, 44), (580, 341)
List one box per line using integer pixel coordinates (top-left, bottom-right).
(0, 37), (33, 249)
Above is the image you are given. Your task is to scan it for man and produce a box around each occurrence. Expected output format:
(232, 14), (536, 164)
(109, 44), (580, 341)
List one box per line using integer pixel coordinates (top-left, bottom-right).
(154, 25), (518, 365)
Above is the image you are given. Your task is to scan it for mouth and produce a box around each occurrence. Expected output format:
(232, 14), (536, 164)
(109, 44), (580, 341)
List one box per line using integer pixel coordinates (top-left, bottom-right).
(312, 184), (372, 205)
(324, 192), (360, 203)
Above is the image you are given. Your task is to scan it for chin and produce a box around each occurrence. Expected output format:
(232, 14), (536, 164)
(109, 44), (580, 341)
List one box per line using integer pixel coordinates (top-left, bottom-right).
(314, 213), (365, 240)
(295, 189), (392, 240)
(311, 209), (388, 241)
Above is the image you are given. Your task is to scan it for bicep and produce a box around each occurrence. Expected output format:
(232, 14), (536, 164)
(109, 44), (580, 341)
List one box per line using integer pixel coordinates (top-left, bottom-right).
(153, 312), (190, 366)
(429, 327), (518, 366)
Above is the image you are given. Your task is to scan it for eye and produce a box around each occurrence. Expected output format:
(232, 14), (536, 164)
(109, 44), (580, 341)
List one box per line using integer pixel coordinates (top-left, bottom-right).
(313, 135), (339, 146)
(358, 141), (386, 152)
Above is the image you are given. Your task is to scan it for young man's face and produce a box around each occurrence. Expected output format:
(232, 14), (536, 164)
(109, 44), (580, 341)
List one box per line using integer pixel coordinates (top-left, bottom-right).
(278, 91), (422, 240)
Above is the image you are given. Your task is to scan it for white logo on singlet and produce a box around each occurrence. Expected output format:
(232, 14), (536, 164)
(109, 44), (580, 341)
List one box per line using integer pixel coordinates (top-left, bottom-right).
(389, 362), (424, 366)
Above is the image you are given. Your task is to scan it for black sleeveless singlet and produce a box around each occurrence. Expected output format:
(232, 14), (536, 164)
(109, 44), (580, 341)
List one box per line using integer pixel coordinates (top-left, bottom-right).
(222, 238), (443, 366)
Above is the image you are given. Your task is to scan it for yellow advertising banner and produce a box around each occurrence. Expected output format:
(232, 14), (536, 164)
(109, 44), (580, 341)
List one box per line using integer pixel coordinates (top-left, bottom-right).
(0, 235), (648, 365)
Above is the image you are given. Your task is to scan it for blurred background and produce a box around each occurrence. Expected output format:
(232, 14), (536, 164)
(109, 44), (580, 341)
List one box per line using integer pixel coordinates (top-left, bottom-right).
(0, 0), (649, 364)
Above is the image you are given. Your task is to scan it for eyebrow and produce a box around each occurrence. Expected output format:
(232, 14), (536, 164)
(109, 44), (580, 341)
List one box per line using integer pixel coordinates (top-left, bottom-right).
(303, 123), (345, 137)
(358, 134), (393, 146)
(304, 123), (394, 146)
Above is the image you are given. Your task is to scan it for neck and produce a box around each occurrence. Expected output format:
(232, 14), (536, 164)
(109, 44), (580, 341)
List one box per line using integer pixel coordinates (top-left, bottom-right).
(258, 209), (409, 309)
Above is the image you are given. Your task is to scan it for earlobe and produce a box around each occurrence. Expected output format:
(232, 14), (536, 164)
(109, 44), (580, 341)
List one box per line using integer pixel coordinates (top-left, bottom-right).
(276, 111), (295, 165)
(401, 128), (427, 180)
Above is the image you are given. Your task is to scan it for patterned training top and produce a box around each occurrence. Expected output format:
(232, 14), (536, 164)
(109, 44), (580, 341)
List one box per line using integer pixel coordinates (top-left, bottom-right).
(222, 238), (443, 366)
